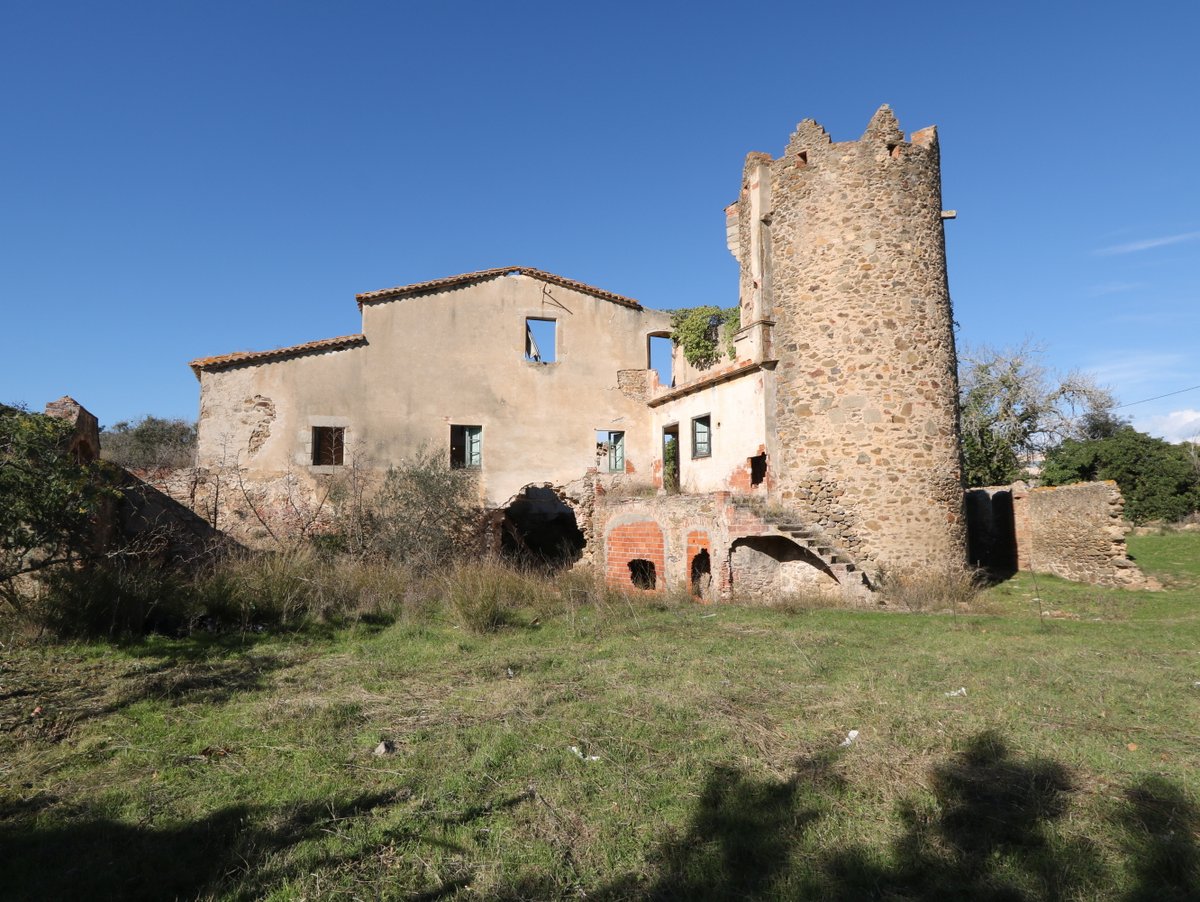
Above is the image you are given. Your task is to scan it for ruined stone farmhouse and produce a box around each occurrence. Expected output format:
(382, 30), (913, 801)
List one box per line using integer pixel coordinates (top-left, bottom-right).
(190, 105), (969, 600)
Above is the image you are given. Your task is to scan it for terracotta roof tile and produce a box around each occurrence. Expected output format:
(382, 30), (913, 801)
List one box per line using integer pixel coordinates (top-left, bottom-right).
(355, 266), (643, 310)
(189, 334), (367, 374)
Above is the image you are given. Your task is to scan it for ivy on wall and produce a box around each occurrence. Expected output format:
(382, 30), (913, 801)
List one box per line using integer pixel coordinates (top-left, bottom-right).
(668, 306), (741, 370)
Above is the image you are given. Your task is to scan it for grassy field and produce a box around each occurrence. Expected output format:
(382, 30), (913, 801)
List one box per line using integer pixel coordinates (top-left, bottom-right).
(2, 533), (1199, 900)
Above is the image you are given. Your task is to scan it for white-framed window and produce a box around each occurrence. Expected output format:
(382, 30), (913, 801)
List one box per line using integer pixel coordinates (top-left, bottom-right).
(603, 431), (625, 472)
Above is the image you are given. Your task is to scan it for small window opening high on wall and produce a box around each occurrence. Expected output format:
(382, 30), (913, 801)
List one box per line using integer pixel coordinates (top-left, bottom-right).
(312, 426), (344, 466)
(525, 318), (556, 363)
(629, 559), (656, 590)
(648, 334), (673, 387)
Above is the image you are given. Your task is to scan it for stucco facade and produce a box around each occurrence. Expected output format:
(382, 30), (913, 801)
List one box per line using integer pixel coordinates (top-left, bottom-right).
(191, 106), (971, 601)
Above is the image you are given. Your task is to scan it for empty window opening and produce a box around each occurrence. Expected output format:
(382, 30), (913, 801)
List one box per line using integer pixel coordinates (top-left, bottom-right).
(500, 486), (585, 571)
(312, 426), (345, 466)
(450, 424), (482, 469)
(597, 430), (625, 472)
(525, 318), (556, 363)
(796, 151), (808, 167)
(629, 559), (657, 590)
(704, 314), (722, 344)
(648, 333), (673, 387)
(750, 453), (767, 486)
(690, 549), (712, 599)
(662, 424), (680, 493)
(692, 415), (711, 459)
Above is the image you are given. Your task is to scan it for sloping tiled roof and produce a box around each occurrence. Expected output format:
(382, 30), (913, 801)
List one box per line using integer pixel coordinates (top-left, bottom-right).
(189, 334), (367, 374)
(355, 266), (643, 310)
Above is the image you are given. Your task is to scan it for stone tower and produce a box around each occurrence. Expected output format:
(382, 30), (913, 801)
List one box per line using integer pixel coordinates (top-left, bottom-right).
(727, 105), (966, 576)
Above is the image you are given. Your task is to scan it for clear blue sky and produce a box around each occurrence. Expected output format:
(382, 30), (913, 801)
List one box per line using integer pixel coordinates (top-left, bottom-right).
(2, 2), (1197, 442)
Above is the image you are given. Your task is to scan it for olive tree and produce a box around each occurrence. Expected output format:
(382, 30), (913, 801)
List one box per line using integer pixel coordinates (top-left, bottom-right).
(958, 343), (1119, 487)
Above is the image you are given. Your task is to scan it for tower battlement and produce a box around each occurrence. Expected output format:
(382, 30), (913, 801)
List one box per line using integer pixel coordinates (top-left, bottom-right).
(728, 104), (965, 575)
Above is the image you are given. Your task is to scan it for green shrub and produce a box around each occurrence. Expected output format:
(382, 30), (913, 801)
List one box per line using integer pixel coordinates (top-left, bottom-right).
(100, 416), (196, 469)
(1041, 427), (1200, 524)
(443, 560), (548, 633)
(327, 447), (483, 566)
(34, 564), (198, 638)
(669, 306), (740, 369)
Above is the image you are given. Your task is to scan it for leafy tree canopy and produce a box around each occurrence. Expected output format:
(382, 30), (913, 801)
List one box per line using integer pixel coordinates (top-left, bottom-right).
(958, 343), (1120, 487)
(101, 416), (197, 469)
(1041, 427), (1200, 524)
(1, 405), (114, 600)
(669, 306), (740, 370)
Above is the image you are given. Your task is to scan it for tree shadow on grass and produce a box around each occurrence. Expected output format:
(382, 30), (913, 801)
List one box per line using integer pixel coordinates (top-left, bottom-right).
(816, 729), (1098, 900)
(493, 730), (1199, 901)
(0, 790), (403, 902)
(1119, 776), (1200, 902)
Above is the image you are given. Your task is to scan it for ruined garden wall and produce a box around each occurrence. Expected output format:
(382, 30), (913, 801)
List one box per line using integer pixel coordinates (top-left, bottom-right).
(1012, 481), (1153, 589)
(730, 107), (965, 577)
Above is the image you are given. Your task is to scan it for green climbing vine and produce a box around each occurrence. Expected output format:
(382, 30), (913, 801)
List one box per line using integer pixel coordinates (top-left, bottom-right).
(669, 305), (741, 370)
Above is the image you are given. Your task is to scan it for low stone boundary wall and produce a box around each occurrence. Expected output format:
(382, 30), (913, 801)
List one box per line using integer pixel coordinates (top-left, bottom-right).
(968, 481), (1154, 589)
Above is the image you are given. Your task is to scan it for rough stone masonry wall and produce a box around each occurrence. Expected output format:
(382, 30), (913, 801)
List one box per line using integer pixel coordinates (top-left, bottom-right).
(596, 492), (850, 602)
(1012, 481), (1153, 589)
(737, 107), (965, 576)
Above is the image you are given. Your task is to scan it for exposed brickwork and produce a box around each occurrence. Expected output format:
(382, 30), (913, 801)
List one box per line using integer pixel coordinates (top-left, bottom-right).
(617, 369), (652, 402)
(605, 520), (666, 592)
(597, 493), (869, 603)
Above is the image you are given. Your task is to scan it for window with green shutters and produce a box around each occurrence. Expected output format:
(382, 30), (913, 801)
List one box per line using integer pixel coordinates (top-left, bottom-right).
(450, 424), (482, 469)
(691, 415), (711, 459)
(606, 431), (625, 472)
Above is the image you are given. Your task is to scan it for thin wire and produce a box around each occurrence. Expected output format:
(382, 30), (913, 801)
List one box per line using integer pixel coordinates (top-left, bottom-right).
(1112, 383), (1200, 410)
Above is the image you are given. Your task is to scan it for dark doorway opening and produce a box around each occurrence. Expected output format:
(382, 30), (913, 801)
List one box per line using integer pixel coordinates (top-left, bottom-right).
(500, 487), (585, 571)
(690, 549), (712, 600)
(749, 453), (767, 487)
(663, 425), (680, 494)
(629, 559), (657, 590)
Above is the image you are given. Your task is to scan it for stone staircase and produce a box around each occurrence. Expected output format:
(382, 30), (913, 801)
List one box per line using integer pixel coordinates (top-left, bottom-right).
(730, 497), (876, 598)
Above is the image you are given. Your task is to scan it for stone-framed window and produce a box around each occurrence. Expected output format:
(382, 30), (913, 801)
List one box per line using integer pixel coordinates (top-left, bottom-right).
(311, 426), (345, 466)
(451, 424), (482, 469)
(691, 414), (711, 459)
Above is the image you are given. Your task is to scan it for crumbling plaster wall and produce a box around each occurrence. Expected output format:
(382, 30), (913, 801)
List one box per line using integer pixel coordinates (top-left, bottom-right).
(195, 274), (671, 513)
(648, 368), (771, 495)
